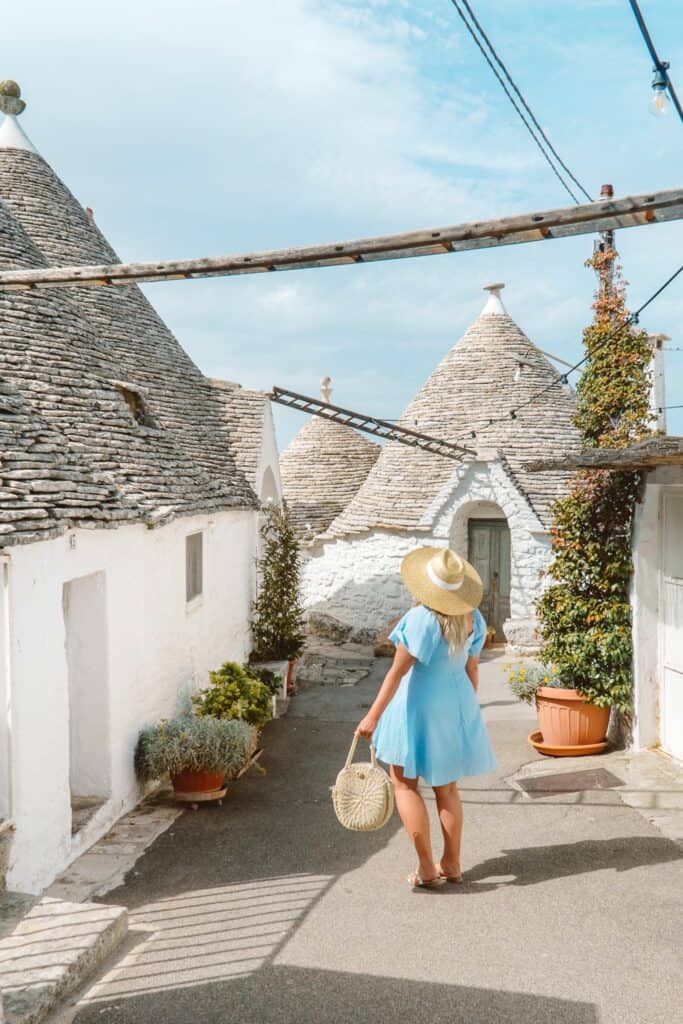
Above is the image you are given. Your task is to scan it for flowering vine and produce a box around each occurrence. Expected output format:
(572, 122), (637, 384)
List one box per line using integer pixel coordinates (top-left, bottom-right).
(535, 248), (653, 713)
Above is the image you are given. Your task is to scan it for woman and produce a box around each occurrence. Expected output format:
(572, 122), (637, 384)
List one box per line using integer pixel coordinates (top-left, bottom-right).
(356, 546), (496, 890)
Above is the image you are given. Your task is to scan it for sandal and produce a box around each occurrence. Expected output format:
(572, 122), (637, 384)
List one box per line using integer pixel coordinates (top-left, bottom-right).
(408, 871), (446, 891)
(437, 861), (463, 883)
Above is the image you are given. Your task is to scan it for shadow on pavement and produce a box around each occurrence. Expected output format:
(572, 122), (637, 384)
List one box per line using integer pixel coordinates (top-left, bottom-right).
(70, 963), (600, 1024)
(464, 835), (682, 889)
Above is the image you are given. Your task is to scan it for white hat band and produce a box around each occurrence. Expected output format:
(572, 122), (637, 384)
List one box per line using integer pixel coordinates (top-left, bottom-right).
(427, 561), (464, 591)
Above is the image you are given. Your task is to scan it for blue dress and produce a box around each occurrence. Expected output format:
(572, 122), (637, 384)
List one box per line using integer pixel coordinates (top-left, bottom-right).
(372, 605), (497, 786)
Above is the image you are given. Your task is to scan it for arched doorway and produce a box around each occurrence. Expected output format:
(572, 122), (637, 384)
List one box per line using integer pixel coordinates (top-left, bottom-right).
(451, 502), (511, 642)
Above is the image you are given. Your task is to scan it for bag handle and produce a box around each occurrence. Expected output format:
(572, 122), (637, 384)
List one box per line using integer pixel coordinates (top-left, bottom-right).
(345, 734), (378, 769)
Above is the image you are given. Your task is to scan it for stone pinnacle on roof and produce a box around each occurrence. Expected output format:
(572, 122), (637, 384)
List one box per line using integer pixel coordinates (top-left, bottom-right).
(0, 80), (38, 153)
(482, 282), (507, 316)
(321, 376), (333, 404)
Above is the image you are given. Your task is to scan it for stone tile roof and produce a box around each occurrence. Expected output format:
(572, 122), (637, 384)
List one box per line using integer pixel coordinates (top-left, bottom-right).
(0, 141), (259, 545)
(209, 380), (269, 490)
(280, 414), (380, 540)
(328, 302), (579, 537)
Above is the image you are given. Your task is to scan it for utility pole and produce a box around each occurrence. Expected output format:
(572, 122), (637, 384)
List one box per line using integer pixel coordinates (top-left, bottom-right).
(593, 183), (616, 298)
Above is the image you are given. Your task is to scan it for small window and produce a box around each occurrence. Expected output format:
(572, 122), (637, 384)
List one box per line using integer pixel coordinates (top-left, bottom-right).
(115, 384), (156, 427)
(186, 532), (203, 603)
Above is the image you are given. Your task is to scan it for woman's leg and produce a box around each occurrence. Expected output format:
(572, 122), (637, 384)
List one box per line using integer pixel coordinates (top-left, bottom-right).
(433, 781), (464, 877)
(390, 765), (438, 881)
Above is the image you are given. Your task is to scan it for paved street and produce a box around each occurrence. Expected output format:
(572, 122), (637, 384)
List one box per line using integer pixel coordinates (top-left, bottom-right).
(54, 651), (683, 1024)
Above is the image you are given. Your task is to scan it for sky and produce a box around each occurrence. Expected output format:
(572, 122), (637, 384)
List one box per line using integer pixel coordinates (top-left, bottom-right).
(3, 0), (682, 448)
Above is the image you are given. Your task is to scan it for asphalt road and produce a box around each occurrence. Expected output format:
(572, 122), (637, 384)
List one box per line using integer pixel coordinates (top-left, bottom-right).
(56, 651), (683, 1024)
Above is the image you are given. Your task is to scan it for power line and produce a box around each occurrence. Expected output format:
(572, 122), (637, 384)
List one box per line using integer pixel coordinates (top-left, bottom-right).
(453, 263), (683, 444)
(456, 0), (592, 202)
(628, 0), (683, 122)
(448, 0), (591, 204)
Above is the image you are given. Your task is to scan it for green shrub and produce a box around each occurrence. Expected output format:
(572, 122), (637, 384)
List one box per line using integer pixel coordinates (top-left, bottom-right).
(507, 663), (565, 705)
(251, 502), (305, 662)
(245, 664), (282, 696)
(134, 715), (256, 782)
(192, 661), (272, 729)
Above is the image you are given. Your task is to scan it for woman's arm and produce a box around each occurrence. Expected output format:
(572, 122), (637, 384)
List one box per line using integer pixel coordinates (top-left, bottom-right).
(465, 655), (480, 693)
(355, 643), (416, 738)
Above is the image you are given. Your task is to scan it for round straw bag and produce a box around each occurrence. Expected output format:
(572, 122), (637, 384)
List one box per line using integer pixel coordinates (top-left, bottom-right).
(332, 735), (394, 832)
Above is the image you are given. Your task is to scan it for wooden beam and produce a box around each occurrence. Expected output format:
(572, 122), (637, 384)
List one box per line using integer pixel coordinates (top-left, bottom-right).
(0, 187), (681, 290)
(525, 437), (683, 472)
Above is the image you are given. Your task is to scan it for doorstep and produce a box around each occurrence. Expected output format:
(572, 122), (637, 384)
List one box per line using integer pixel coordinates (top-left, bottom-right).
(0, 893), (127, 1024)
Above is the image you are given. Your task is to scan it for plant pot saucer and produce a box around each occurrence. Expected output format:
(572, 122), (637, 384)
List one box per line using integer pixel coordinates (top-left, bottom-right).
(174, 786), (227, 809)
(528, 730), (609, 758)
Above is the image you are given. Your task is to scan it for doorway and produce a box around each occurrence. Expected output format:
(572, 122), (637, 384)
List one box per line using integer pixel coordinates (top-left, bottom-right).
(468, 519), (511, 641)
(63, 572), (111, 836)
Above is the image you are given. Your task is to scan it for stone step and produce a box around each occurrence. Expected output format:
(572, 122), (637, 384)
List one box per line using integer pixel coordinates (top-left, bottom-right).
(0, 893), (128, 1024)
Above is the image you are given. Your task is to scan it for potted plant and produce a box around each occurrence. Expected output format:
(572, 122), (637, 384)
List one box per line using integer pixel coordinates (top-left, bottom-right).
(250, 501), (306, 695)
(192, 661), (273, 731)
(245, 663), (289, 718)
(507, 663), (610, 755)
(135, 715), (256, 803)
(533, 249), (652, 753)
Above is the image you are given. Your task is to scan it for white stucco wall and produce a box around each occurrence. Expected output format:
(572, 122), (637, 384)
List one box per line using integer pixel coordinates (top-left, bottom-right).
(4, 509), (256, 893)
(302, 459), (550, 638)
(631, 478), (662, 751)
(257, 403), (283, 504)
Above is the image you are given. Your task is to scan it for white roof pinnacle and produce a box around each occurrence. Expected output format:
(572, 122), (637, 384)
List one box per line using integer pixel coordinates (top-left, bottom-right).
(481, 282), (507, 316)
(0, 114), (38, 154)
(320, 376), (332, 403)
(0, 82), (38, 154)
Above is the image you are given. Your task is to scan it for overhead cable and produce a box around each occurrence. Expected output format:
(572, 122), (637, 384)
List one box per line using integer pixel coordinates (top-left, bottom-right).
(448, 0), (592, 203)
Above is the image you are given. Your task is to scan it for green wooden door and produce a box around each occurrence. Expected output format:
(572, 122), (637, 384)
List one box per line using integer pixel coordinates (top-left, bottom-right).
(467, 519), (511, 641)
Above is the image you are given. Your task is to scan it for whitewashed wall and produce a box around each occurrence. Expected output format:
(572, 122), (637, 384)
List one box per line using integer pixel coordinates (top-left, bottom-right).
(257, 402), (283, 504)
(4, 509), (255, 893)
(302, 459), (550, 643)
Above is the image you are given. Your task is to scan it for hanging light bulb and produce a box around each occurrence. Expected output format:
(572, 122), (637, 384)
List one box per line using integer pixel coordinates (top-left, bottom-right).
(649, 64), (671, 117)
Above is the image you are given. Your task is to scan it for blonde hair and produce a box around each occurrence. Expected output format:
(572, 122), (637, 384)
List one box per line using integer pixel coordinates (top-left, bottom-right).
(433, 609), (471, 657)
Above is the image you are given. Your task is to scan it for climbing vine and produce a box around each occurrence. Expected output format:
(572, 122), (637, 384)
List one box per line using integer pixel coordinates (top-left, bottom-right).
(536, 248), (653, 713)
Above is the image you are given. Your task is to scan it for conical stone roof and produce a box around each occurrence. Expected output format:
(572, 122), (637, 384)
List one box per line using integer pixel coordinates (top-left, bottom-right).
(280, 380), (380, 540)
(328, 286), (579, 537)
(0, 87), (260, 542)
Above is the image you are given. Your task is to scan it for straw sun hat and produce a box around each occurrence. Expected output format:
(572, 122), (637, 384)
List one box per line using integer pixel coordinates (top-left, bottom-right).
(400, 546), (483, 616)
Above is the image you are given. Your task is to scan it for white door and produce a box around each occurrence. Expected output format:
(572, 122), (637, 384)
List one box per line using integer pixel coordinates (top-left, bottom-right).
(661, 494), (683, 760)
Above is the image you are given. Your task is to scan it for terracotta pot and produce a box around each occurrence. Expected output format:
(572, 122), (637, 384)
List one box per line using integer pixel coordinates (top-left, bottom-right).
(535, 687), (610, 748)
(171, 769), (224, 794)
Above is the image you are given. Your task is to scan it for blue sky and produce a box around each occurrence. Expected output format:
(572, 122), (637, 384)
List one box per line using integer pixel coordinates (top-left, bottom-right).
(4, 0), (683, 447)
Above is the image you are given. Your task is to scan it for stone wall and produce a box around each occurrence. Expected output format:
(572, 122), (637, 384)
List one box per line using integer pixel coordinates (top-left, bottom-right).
(302, 459), (551, 647)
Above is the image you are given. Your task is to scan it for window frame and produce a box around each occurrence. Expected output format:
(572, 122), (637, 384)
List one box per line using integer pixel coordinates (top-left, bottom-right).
(185, 531), (204, 605)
